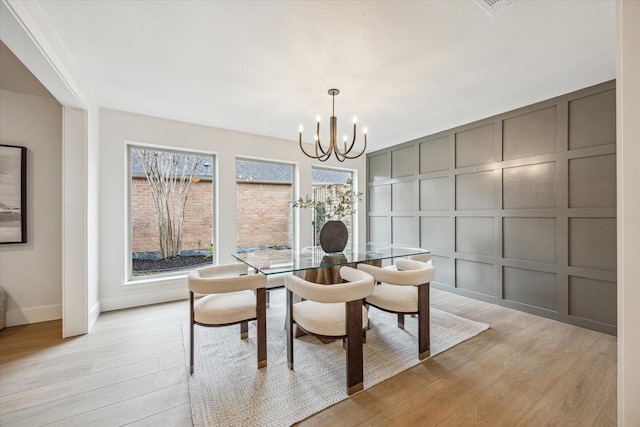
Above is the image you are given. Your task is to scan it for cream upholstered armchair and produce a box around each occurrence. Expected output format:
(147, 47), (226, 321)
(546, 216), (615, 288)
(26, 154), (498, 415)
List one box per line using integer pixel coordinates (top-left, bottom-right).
(188, 263), (267, 374)
(284, 266), (374, 395)
(357, 259), (435, 360)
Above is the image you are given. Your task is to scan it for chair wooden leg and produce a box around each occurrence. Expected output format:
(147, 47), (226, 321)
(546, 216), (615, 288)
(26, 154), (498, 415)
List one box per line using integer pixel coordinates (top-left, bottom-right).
(345, 299), (364, 395)
(286, 289), (294, 370)
(418, 283), (430, 360)
(256, 288), (267, 368)
(397, 313), (405, 329)
(240, 321), (248, 339)
(189, 292), (195, 374)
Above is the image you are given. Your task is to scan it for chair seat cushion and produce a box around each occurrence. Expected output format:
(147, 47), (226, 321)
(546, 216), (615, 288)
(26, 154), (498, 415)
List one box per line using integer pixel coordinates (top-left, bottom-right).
(194, 290), (256, 325)
(293, 300), (368, 337)
(366, 283), (418, 313)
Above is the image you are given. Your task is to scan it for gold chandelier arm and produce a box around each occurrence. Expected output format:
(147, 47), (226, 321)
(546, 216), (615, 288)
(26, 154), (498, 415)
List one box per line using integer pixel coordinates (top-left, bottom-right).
(299, 134), (332, 161)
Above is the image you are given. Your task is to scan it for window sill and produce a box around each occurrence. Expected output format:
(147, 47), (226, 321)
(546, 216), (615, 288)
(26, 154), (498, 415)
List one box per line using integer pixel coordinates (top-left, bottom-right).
(123, 273), (188, 289)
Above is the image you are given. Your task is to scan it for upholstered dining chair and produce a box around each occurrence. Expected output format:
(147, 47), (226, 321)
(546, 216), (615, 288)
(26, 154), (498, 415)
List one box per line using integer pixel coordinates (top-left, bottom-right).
(284, 266), (374, 395)
(357, 259), (435, 360)
(188, 263), (267, 374)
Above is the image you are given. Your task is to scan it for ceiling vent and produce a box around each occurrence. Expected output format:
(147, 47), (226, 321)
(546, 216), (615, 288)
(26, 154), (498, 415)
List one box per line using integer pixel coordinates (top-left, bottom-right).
(474, 0), (519, 16)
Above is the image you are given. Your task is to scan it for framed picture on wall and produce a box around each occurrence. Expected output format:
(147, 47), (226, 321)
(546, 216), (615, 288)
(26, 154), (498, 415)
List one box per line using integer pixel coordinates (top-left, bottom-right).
(0, 144), (27, 244)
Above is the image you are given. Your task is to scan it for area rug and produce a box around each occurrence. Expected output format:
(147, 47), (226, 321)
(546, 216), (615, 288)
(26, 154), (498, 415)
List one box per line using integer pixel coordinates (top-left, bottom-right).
(185, 288), (489, 427)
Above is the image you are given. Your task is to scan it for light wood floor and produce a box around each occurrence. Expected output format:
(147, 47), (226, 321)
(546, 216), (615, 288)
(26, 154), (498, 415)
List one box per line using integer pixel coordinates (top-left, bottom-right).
(0, 288), (616, 426)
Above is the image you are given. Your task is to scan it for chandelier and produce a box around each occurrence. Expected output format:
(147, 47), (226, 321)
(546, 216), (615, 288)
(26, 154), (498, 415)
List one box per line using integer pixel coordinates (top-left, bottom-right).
(298, 89), (367, 162)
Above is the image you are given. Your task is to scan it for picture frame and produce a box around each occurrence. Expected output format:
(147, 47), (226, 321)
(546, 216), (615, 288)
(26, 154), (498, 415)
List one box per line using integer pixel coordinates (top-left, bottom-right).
(0, 144), (27, 244)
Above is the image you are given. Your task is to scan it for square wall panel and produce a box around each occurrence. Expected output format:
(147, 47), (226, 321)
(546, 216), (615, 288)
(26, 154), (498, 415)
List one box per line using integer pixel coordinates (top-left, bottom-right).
(503, 106), (556, 161)
(456, 260), (494, 296)
(369, 216), (390, 243)
(368, 184), (391, 212)
(569, 89), (616, 150)
(455, 123), (495, 168)
(503, 266), (557, 311)
(420, 136), (449, 173)
(503, 162), (556, 209)
(569, 276), (616, 325)
(569, 154), (616, 208)
(431, 255), (453, 286)
(368, 152), (390, 182)
(420, 177), (449, 211)
(456, 171), (496, 210)
(391, 145), (416, 178)
(456, 217), (494, 256)
(569, 218), (616, 271)
(420, 216), (452, 251)
(503, 217), (556, 264)
(392, 216), (418, 247)
(392, 181), (417, 211)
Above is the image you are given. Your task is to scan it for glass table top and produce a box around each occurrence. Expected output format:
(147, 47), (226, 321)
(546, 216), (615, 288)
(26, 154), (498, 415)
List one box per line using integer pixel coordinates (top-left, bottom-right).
(232, 243), (430, 275)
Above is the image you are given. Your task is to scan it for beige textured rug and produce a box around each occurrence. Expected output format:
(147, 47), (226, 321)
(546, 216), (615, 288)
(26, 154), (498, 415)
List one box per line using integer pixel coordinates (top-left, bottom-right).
(186, 288), (489, 427)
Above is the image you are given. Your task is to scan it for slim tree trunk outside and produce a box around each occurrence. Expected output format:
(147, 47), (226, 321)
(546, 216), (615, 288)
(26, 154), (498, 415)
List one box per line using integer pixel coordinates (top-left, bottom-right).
(134, 149), (201, 259)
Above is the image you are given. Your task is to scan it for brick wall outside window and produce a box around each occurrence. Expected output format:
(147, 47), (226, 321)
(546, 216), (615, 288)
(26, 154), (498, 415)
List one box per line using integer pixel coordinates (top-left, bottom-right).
(131, 179), (292, 255)
(236, 182), (292, 250)
(131, 178), (214, 253)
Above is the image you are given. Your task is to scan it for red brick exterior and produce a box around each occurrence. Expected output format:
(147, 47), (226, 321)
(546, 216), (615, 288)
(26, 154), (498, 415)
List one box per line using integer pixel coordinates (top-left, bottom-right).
(131, 178), (214, 253)
(236, 182), (292, 249)
(132, 179), (292, 254)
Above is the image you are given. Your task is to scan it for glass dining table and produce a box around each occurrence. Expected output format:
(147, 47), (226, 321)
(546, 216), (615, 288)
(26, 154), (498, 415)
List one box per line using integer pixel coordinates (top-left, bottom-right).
(232, 243), (430, 285)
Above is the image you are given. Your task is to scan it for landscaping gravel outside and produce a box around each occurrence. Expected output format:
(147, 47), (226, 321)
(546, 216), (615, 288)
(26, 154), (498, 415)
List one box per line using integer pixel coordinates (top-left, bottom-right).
(132, 255), (212, 274)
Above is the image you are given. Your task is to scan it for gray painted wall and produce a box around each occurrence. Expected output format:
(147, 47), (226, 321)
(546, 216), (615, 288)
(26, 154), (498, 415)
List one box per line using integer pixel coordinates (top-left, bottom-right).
(367, 81), (616, 335)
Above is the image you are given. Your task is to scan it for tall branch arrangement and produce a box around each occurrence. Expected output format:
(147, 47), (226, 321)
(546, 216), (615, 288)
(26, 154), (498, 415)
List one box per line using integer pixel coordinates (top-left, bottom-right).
(291, 179), (362, 221)
(134, 149), (202, 259)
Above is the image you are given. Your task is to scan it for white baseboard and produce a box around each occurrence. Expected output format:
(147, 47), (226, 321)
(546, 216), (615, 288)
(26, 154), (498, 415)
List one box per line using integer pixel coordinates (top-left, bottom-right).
(6, 304), (62, 327)
(89, 300), (101, 331)
(100, 287), (189, 312)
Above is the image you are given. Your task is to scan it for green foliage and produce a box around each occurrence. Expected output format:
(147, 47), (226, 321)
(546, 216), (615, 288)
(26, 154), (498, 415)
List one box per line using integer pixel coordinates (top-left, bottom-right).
(291, 179), (362, 221)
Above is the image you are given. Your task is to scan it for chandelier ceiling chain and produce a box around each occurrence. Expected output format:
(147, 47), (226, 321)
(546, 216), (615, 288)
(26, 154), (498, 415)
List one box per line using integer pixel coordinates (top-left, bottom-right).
(298, 89), (367, 162)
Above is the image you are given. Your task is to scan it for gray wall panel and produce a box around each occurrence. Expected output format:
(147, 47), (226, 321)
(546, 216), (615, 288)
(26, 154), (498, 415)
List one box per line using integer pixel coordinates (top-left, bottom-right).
(432, 255), (453, 286)
(420, 136), (449, 173)
(455, 124), (495, 168)
(503, 106), (557, 160)
(569, 154), (616, 208)
(456, 171), (496, 210)
(368, 152), (390, 182)
(456, 217), (494, 256)
(503, 162), (556, 209)
(392, 216), (418, 247)
(456, 260), (494, 296)
(569, 217), (617, 271)
(569, 89), (616, 150)
(392, 181), (417, 211)
(503, 266), (557, 310)
(369, 216), (390, 243)
(569, 276), (616, 325)
(391, 145), (416, 178)
(420, 177), (449, 211)
(369, 184), (391, 212)
(420, 216), (452, 251)
(503, 217), (556, 263)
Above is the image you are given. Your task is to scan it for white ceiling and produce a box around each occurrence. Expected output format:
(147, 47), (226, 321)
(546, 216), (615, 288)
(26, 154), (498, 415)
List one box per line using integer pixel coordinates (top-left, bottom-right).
(31, 0), (615, 152)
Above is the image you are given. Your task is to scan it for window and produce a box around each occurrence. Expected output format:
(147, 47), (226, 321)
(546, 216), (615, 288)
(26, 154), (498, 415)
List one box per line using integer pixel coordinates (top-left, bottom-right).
(311, 167), (356, 249)
(235, 158), (294, 253)
(128, 145), (215, 279)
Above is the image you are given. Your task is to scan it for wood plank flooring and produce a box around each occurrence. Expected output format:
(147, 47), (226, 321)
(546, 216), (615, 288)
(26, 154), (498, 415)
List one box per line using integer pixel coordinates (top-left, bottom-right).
(0, 289), (616, 426)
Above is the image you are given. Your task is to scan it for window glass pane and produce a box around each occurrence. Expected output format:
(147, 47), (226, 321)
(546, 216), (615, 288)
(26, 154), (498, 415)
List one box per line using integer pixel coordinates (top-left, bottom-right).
(236, 158), (294, 253)
(130, 146), (214, 278)
(311, 168), (354, 248)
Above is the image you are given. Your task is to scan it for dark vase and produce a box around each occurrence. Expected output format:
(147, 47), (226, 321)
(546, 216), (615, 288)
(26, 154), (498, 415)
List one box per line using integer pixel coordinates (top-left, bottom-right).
(319, 220), (348, 253)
